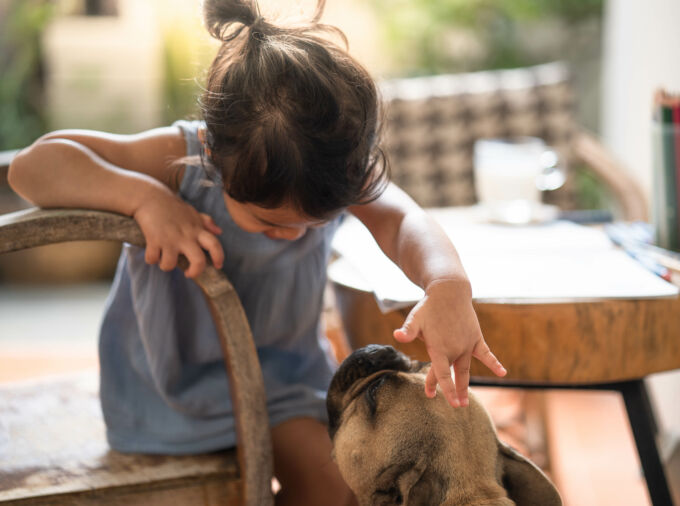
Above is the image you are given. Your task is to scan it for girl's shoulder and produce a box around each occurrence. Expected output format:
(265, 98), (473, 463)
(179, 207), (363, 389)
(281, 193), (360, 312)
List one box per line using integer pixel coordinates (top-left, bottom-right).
(173, 120), (205, 158)
(171, 120), (222, 210)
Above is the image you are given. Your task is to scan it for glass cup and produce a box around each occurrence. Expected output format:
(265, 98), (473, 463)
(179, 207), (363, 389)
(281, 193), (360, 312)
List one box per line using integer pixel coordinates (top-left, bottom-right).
(473, 137), (565, 224)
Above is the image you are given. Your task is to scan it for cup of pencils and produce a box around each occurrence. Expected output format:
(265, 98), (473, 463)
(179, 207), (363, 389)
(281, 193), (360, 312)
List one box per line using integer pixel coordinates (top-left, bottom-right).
(652, 89), (680, 251)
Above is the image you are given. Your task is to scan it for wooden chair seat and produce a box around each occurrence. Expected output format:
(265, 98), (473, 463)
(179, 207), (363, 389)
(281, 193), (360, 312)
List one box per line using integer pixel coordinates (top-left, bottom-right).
(0, 372), (241, 505)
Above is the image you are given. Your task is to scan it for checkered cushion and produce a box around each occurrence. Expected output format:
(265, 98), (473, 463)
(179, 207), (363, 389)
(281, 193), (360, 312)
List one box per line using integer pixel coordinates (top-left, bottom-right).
(379, 62), (578, 208)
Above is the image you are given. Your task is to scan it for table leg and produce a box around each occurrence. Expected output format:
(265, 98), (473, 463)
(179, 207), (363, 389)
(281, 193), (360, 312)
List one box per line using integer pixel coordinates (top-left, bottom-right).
(619, 379), (674, 506)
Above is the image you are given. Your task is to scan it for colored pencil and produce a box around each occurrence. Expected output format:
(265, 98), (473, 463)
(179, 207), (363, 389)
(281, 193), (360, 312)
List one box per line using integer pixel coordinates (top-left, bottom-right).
(652, 89), (680, 251)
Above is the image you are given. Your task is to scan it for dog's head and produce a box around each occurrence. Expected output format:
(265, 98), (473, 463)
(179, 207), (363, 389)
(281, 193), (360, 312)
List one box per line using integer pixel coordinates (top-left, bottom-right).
(327, 345), (562, 506)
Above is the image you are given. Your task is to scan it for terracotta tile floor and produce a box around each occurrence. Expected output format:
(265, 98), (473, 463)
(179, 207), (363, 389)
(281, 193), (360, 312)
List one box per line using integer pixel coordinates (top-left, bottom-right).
(2, 284), (677, 505)
(544, 390), (651, 505)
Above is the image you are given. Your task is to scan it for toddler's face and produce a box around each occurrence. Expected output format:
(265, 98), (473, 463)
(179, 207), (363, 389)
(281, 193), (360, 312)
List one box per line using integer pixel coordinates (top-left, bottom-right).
(223, 192), (329, 241)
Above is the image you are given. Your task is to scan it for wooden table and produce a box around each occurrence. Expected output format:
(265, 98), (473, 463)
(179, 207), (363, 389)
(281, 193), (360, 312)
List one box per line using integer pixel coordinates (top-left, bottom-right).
(329, 212), (680, 506)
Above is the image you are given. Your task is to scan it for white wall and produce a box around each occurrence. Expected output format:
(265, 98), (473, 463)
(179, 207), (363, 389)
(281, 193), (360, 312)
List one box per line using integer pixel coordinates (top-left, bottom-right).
(44, 0), (163, 133)
(602, 0), (680, 196)
(601, 0), (680, 445)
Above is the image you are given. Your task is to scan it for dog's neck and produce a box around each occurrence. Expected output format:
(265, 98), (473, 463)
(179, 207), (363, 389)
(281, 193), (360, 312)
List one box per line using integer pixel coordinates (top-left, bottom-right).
(445, 499), (514, 506)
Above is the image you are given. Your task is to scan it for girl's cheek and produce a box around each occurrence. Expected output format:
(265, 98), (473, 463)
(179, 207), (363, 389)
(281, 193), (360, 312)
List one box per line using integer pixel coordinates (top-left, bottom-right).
(230, 216), (265, 234)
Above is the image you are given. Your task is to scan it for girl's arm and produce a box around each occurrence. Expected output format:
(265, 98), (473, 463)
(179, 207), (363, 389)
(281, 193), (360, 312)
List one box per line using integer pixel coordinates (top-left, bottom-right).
(349, 183), (506, 408)
(8, 128), (223, 277)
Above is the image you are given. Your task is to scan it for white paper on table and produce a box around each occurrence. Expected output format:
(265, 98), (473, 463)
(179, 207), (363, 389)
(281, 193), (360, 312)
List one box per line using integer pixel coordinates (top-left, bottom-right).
(331, 213), (680, 313)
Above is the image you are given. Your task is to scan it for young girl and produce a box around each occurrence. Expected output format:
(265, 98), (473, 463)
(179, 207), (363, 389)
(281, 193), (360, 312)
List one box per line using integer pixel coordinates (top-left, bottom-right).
(8, 0), (506, 503)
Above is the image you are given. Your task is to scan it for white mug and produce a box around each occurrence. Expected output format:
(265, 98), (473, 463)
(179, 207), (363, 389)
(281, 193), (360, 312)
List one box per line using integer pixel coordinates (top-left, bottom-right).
(473, 137), (565, 223)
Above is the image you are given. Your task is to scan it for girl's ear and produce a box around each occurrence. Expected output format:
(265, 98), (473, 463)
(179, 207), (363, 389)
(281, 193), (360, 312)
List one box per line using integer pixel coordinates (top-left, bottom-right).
(497, 441), (563, 506)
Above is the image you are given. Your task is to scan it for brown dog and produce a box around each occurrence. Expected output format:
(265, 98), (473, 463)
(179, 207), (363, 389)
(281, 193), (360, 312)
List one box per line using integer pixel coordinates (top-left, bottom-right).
(327, 345), (562, 506)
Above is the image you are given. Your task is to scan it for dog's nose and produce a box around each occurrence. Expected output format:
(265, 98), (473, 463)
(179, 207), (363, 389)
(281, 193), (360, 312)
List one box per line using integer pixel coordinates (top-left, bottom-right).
(326, 344), (413, 439)
(331, 345), (413, 396)
(327, 345), (414, 439)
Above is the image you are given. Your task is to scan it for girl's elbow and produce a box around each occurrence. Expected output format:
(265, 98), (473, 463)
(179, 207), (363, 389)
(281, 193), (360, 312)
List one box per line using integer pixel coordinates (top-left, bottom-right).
(7, 145), (41, 200)
(7, 134), (61, 190)
(7, 148), (28, 194)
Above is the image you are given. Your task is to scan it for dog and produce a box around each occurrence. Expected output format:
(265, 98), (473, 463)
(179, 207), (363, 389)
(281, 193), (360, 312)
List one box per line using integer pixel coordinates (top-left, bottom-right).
(327, 345), (562, 506)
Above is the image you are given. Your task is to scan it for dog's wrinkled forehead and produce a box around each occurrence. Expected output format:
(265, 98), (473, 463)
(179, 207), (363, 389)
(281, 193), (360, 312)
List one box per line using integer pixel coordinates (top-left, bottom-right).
(327, 345), (421, 439)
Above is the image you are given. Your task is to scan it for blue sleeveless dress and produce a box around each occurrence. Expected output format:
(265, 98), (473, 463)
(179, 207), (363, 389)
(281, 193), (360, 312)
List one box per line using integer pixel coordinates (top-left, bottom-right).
(99, 120), (342, 454)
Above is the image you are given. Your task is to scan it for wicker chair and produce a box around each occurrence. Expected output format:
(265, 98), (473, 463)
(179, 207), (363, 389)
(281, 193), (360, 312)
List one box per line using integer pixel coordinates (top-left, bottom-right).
(380, 61), (647, 220)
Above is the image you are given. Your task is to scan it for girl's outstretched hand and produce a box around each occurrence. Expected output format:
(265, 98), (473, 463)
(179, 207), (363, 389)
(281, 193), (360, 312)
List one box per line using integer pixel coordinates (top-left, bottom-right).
(133, 192), (224, 278)
(393, 278), (507, 408)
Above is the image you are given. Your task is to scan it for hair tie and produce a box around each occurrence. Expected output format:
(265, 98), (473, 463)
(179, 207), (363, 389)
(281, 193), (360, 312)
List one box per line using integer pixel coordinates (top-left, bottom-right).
(197, 128), (213, 159)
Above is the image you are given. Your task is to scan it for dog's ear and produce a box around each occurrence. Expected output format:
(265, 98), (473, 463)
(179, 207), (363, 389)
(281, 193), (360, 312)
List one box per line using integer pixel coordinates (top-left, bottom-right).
(402, 467), (446, 506)
(372, 458), (446, 506)
(497, 441), (562, 506)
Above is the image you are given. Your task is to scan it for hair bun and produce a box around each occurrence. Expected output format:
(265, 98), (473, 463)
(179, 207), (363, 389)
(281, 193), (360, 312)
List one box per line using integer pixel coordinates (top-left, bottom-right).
(202, 0), (260, 40)
(250, 15), (266, 29)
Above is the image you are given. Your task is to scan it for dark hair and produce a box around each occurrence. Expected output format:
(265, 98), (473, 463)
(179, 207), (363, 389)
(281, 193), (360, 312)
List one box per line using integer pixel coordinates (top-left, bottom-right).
(200, 0), (388, 219)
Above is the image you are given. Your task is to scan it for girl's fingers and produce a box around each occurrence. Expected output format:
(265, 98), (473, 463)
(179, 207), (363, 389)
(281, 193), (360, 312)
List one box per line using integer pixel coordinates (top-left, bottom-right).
(181, 242), (206, 279)
(393, 304), (422, 343)
(473, 339), (507, 377)
(200, 213), (222, 235)
(142, 210), (223, 277)
(424, 366), (437, 398)
(429, 354), (458, 408)
(453, 354), (472, 407)
(145, 244), (161, 265)
(159, 247), (179, 272)
(198, 230), (225, 269)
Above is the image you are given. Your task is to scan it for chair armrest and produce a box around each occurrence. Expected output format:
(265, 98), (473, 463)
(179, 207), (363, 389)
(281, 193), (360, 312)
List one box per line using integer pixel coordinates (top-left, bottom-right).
(571, 130), (648, 222)
(0, 208), (274, 506)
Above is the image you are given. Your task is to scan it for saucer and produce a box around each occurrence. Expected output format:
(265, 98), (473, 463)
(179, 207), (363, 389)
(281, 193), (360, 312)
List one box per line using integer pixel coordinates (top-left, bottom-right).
(481, 200), (560, 225)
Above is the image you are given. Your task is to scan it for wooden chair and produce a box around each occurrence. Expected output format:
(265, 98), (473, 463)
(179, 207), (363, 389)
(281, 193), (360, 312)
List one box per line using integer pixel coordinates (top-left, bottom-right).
(0, 208), (274, 505)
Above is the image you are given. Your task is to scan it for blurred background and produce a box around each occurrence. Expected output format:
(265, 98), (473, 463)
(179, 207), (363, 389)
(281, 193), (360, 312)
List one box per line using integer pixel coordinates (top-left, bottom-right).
(1, 0), (679, 504)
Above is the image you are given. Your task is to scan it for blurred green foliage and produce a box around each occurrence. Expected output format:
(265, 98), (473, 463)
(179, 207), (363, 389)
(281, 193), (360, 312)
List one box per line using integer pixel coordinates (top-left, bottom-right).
(162, 33), (199, 124)
(368, 0), (603, 75)
(572, 164), (612, 210)
(160, 20), (214, 125)
(0, 1), (55, 150)
(369, 0), (608, 210)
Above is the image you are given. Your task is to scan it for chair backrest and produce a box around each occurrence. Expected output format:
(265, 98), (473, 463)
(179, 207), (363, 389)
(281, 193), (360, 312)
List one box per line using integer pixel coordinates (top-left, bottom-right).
(380, 62), (577, 208)
(0, 208), (274, 506)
